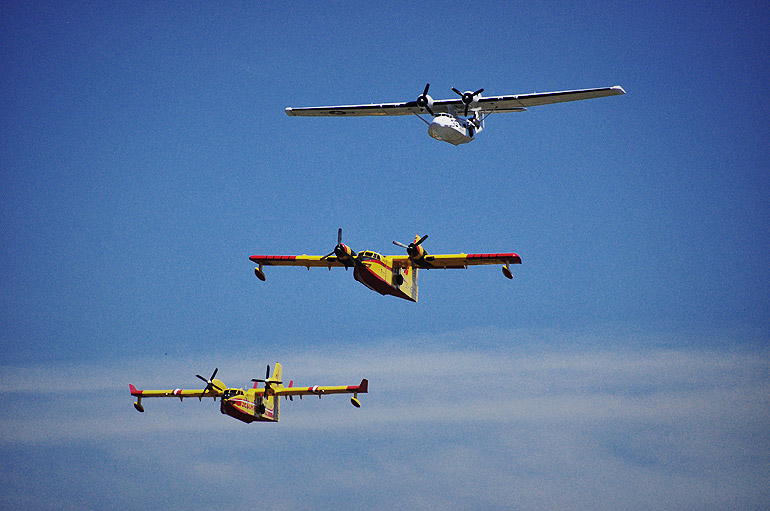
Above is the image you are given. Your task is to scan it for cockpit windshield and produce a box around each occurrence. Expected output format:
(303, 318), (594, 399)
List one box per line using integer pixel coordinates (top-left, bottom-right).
(358, 251), (381, 261)
(223, 389), (243, 398)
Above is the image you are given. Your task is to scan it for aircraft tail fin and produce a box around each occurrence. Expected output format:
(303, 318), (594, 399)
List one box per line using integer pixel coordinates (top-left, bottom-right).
(272, 363), (282, 385)
(271, 363), (282, 421)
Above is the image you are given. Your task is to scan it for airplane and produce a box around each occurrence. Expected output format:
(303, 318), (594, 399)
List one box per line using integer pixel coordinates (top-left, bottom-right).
(285, 83), (626, 145)
(129, 363), (368, 424)
(249, 229), (521, 302)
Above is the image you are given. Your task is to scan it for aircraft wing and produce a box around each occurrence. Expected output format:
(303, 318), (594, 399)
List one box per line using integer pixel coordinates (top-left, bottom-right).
(129, 384), (219, 400)
(285, 86), (624, 117)
(285, 100), (462, 117)
(475, 86), (626, 112)
(259, 379), (369, 397)
(391, 252), (522, 269)
(249, 255), (347, 268)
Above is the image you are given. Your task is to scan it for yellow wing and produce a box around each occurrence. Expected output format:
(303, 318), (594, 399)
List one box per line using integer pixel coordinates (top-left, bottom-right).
(390, 252), (521, 269)
(249, 254), (347, 268)
(129, 383), (223, 400)
(256, 379), (368, 398)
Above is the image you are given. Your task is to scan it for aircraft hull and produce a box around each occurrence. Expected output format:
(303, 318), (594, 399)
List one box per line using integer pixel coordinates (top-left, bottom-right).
(354, 263), (416, 302)
(221, 396), (277, 423)
(428, 116), (473, 145)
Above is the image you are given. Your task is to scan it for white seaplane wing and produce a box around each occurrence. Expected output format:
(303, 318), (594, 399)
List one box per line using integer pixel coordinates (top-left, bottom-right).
(285, 86), (625, 117)
(474, 85), (626, 112)
(285, 99), (463, 117)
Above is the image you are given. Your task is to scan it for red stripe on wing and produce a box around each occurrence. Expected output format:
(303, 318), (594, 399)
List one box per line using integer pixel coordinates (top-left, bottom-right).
(466, 253), (522, 263)
(249, 255), (299, 263)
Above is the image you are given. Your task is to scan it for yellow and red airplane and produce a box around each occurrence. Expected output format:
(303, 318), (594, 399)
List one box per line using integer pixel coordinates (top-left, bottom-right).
(249, 229), (521, 302)
(129, 363), (368, 424)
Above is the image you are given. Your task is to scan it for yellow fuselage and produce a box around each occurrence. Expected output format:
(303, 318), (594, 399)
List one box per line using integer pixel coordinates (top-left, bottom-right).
(353, 251), (418, 302)
(220, 388), (279, 423)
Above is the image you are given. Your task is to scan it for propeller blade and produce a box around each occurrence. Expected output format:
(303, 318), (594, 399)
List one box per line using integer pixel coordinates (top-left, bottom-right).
(252, 364), (282, 387)
(468, 89), (483, 116)
(393, 241), (409, 249)
(416, 83), (434, 115)
(195, 368), (222, 393)
(414, 234), (428, 246)
(451, 88), (484, 116)
(322, 228), (344, 259)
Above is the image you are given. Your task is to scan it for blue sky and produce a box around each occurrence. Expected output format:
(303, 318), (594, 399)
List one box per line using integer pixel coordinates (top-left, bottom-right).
(1, 1), (768, 510)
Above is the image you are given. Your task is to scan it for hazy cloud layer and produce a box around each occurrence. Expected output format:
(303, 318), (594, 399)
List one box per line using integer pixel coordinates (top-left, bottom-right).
(1, 340), (767, 510)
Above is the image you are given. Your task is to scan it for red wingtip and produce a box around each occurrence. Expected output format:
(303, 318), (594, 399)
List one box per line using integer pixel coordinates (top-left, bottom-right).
(129, 383), (140, 395)
(358, 379), (368, 393)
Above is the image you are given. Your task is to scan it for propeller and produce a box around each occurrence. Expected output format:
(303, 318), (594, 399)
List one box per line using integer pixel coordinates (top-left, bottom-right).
(451, 87), (484, 116)
(252, 364), (283, 387)
(322, 228), (343, 258)
(196, 368), (223, 395)
(393, 234), (428, 259)
(416, 82), (435, 115)
(322, 228), (357, 268)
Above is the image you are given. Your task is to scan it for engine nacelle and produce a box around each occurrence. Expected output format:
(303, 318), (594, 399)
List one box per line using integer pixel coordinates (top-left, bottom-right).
(334, 243), (357, 265)
(408, 243), (426, 262)
(416, 93), (434, 112)
(416, 83), (435, 114)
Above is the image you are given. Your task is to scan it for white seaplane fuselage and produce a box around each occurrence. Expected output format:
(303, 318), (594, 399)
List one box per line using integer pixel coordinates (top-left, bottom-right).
(427, 113), (482, 145)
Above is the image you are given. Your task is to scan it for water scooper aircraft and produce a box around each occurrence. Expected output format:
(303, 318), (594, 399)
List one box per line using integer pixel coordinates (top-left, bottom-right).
(285, 83), (625, 145)
(249, 229), (521, 302)
(129, 363), (368, 424)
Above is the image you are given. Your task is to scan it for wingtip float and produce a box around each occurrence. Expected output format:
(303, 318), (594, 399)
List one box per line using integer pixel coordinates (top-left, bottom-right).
(129, 363), (368, 424)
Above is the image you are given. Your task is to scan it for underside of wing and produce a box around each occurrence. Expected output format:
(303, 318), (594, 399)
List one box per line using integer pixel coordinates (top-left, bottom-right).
(272, 379), (368, 397)
(390, 255), (412, 269)
(249, 255), (346, 268)
(476, 86), (625, 112)
(420, 253), (522, 269)
(285, 99), (465, 117)
(129, 384), (214, 399)
(286, 86), (624, 117)
(286, 102), (420, 116)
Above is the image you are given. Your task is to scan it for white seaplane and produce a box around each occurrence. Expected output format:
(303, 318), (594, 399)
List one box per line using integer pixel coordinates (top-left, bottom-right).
(285, 83), (625, 145)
